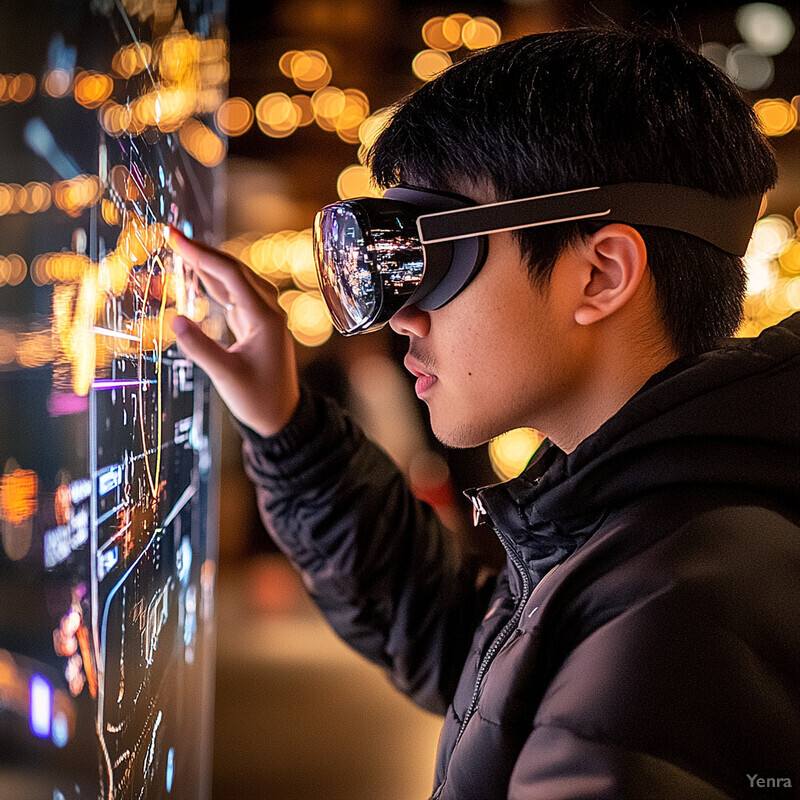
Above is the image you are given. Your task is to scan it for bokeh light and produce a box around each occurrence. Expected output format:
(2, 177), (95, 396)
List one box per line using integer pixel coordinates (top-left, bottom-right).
(6, 73), (36, 103)
(74, 71), (114, 109)
(358, 106), (393, 164)
(422, 17), (462, 52)
(736, 2), (795, 56)
(336, 164), (382, 200)
(412, 49), (453, 82)
(751, 214), (795, 256)
(43, 69), (72, 98)
(754, 98), (798, 136)
(286, 292), (333, 347)
(255, 91), (299, 138)
(215, 97), (254, 136)
(112, 43), (152, 78)
(0, 255), (27, 287)
(488, 429), (545, 481)
(442, 14), (473, 47)
(288, 50), (332, 92)
(291, 94), (314, 127)
(461, 17), (502, 50)
(179, 118), (226, 166)
(726, 44), (774, 90)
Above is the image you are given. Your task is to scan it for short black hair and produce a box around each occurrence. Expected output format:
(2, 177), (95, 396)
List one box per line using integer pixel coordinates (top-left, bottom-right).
(368, 26), (778, 355)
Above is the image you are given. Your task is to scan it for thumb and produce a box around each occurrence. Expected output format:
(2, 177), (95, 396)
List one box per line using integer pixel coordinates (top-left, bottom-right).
(171, 314), (233, 383)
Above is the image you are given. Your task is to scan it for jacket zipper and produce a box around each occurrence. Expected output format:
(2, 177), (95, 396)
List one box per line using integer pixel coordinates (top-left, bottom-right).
(451, 494), (532, 751)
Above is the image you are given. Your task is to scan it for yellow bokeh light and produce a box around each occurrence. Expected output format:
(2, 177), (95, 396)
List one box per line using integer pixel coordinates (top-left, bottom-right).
(0, 185), (13, 215)
(750, 214), (794, 257)
(291, 94), (314, 127)
(461, 17), (501, 50)
(112, 43), (152, 78)
(336, 164), (382, 200)
(422, 16), (461, 52)
(0, 467), (38, 526)
(488, 428), (545, 481)
(255, 92), (299, 138)
(159, 31), (199, 83)
(21, 182), (52, 214)
(744, 252), (777, 296)
(335, 89), (370, 143)
(412, 49), (453, 82)
(74, 71), (115, 109)
(179, 118), (226, 166)
(311, 86), (346, 131)
(0, 255), (27, 287)
(778, 239), (800, 274)
(290, 50), (331, 92)
(287, 292), (333, 347)
(754, 98), (798, 137)
(247, 232), (294, 283)
(442, 14), (473, 47)
(358, 107), (393, 164)
(279, 51), (302, 78)
(286, 229), (318, 290)
(785, 277), (800, 309)
(52, 175), (103, 217)
(278, 289), (303, 314)
(215, 97), (254, 136)
(8, 73), (36, 103)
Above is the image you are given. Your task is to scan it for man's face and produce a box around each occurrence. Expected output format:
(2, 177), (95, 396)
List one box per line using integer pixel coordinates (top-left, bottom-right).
(389, 207), (590, 449)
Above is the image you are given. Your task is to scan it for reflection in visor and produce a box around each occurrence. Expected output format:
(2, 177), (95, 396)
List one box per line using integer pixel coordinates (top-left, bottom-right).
(315, 206), (379, 332)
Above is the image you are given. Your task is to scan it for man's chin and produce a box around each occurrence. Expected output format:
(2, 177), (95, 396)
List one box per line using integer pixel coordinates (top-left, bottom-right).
(429, 416), (495, 450)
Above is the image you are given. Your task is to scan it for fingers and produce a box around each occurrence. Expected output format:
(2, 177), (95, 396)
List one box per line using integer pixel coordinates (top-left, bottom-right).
(167, 226), (270, 315)
(171, 313), (238, 385)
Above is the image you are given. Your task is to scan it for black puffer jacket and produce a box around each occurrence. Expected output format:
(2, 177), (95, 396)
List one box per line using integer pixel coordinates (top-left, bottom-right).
(242, 313), (800, 799)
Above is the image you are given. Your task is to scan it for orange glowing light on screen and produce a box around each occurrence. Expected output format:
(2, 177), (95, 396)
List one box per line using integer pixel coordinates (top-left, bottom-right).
(52, 175), (103, 217)
(7, 73), (36, 103)
(76, 624), (97, 698)
(74, 71), (114, 109)
(0, 467), (38, 526)
(43, 68), (73, 97)
(179, 118), (226, 166)
(112, 43), (152, 78)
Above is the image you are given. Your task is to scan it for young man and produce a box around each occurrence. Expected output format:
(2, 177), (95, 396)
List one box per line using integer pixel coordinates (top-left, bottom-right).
(171, 26), (800, 800)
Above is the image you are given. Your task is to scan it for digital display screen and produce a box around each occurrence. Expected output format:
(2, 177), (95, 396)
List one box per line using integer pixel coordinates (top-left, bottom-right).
(0, 1), (226, 797)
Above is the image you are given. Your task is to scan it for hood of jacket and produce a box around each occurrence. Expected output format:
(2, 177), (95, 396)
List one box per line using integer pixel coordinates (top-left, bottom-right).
(477, 311), (800, 565)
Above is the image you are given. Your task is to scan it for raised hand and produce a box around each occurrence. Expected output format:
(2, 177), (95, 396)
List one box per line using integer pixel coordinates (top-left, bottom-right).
(167, 227), (301, 437)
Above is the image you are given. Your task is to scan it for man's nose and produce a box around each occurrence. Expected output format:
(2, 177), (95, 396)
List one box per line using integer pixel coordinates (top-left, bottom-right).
(389, 304), (431, 337)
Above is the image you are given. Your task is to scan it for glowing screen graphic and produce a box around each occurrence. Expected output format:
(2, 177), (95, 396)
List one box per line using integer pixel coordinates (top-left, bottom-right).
(0, 1), (225, 797)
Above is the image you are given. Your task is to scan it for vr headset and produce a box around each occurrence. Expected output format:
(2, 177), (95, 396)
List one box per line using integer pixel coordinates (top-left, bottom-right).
(312, 182), (761, 336)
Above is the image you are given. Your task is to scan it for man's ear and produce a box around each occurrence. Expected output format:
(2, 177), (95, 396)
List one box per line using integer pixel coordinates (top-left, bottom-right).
(573, 223), (648, 326)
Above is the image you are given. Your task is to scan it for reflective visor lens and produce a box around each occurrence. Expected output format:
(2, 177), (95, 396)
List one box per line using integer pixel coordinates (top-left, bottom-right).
(314, 204), (380, 334)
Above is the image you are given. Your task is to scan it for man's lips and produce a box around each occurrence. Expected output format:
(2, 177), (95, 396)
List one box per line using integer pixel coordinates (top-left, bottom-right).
(404, 356), (438, 397)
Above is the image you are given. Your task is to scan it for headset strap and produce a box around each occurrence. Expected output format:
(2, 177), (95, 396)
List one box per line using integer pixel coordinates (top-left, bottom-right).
(416, 183), (761, 257)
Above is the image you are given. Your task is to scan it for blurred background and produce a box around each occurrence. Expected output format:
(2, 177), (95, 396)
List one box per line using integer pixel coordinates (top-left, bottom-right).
(213, 2), (800, 796)
(0, 0), (797, 798)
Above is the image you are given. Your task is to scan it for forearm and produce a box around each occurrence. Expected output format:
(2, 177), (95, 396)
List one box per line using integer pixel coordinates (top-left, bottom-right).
(240, 386), (490, 713)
